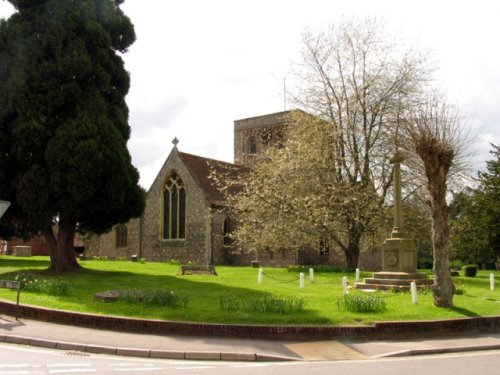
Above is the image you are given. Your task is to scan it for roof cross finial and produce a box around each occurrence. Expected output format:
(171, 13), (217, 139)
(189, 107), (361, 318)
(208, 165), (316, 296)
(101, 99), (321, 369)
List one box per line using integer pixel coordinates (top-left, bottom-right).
(172, 137), (179, 148)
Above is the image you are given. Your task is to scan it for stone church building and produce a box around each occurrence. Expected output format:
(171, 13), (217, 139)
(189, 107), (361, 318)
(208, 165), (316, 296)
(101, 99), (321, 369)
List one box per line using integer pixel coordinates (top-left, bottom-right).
(85, 110), (380, 268)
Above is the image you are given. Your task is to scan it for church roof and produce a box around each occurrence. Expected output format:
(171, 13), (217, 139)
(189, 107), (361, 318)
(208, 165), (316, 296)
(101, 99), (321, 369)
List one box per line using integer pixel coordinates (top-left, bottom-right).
(178, 151), (245, 206)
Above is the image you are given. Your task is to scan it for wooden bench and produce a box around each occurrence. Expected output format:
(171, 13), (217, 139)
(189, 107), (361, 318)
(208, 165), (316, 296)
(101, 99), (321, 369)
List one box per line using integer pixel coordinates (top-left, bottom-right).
(0, 280), (21, 318)
(179, 265), (217, 275)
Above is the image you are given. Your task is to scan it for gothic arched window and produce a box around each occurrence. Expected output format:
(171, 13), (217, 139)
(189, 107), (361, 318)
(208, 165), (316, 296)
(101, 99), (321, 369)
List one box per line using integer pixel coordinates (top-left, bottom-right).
(163, 173), (186, 240)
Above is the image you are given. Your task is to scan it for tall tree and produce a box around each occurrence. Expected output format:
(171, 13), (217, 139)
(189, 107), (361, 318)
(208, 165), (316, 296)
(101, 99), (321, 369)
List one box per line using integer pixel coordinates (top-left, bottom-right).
(450, 144), (500, 267)
(221, 111), (386, 269)
(476, 144), (500, 266)
(401, 95), (467, 307)
(223, 18), (429, 270)
(0, 0), (145, 272)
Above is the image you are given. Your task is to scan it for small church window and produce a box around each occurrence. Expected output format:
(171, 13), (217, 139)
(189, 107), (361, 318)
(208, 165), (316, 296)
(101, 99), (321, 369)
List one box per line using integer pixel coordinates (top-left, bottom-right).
(247, 137), (257, 154)
(223, 217), (233, 247)
(115, 224), (128, 248)
(163, 173), (186, 240)
(319, 238), (330, 257)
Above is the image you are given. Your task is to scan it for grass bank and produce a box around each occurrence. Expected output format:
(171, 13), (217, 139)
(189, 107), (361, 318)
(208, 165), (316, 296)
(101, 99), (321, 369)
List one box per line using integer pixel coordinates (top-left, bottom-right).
(0, 256), (498, 325)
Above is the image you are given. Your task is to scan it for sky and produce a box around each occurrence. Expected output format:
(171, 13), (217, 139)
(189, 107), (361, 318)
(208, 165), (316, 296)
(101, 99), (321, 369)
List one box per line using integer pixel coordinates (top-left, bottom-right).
(1, 0), (499, 189)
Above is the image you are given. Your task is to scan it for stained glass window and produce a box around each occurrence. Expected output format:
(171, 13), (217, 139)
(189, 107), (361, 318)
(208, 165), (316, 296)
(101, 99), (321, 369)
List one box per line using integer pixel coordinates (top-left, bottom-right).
(163, 173), (186, 239)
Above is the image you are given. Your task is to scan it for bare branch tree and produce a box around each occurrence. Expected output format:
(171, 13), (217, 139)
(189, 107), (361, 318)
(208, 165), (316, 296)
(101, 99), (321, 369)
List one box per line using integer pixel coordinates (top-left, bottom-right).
(401, 93), (468, 307)
(286, 17), (431, 269)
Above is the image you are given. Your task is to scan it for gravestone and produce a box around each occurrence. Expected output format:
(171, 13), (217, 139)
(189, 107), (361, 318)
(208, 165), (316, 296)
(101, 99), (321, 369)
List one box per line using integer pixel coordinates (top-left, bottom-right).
(12, 246), (31, 257)
(0, 200), (10, 218)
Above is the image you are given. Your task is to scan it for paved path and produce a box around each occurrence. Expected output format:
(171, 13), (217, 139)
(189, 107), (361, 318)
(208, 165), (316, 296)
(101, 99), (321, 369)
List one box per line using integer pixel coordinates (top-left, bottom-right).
(1, 315), (500, 361)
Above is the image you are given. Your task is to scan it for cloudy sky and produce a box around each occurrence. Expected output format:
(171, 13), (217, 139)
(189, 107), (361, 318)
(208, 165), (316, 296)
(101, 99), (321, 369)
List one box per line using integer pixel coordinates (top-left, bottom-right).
(1, 0), (499, 189)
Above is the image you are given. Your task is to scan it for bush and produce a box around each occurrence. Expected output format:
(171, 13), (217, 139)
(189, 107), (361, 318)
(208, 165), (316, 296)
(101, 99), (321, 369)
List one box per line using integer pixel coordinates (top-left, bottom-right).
(462, 264), (478, 277)
(15, 273), (71, 296)
(119, 289), (188, 308)
(287, 265), (348, 273)
(454, 280), (465, 295)
(450, 259), (463, 270)
(337, 293), (387, 313)
(219, 295), (306, 314)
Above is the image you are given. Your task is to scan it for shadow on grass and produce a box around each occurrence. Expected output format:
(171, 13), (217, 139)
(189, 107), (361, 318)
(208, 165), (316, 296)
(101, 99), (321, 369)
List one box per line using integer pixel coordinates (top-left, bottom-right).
(451, 306), (480, 317)
(0, 256), (51, 269)
(0, 257), (327, 324)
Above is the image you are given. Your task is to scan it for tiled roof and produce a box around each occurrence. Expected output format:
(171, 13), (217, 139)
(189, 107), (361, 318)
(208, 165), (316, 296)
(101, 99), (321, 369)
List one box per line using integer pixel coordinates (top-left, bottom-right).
(178, 151), (245, 205)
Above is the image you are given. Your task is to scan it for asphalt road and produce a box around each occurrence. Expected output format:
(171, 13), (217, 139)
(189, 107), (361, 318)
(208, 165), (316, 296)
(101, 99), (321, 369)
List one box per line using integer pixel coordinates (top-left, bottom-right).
(1, 342), (500, 375)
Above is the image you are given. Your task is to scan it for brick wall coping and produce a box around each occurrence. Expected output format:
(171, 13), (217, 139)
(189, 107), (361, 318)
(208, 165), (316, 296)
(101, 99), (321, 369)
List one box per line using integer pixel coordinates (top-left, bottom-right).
(1, 299), (498, 341)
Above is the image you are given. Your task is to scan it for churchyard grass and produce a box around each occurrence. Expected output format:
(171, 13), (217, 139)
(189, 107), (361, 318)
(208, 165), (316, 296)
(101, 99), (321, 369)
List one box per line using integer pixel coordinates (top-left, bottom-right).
(0, 256), (498, 325)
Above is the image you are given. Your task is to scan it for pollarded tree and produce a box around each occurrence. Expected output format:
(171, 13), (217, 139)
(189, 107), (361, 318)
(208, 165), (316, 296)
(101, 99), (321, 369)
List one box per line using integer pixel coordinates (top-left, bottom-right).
(401, 94), (468, 307)
(0, 0), (145, 272)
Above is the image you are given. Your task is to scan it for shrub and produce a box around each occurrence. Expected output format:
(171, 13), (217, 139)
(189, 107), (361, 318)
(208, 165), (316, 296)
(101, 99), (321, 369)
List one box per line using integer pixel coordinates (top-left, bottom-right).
(337, 293), (387, 313)
(219, 295), (306, 314)
(450, 259), (463, 270)
(119, 289), (188, 308)
(287, 265), (348, 273)
(92, 256), (108, 261)
(15, 273), (71, 296)
(454, 280), (465, 295)
(462, 264), (478, 277)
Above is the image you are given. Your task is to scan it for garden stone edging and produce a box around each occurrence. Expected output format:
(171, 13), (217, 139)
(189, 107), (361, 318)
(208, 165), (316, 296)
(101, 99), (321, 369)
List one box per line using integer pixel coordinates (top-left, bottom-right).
(1, 299), (499, 341)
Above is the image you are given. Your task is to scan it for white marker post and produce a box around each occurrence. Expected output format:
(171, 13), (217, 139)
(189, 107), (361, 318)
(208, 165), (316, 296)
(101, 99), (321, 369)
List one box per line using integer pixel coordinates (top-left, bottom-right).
(342, 276), (349, 295)
(258, 268), (263, 285)
(299, 272), (305, 289)
(490, 273), (495, 291)
(355, 268), (360, 283)
(410, 281), (418, 304)
(309, 268), (314, 283)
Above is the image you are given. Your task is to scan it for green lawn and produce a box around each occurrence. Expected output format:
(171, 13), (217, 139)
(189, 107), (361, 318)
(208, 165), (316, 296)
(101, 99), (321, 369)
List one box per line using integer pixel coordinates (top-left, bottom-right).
(0, 256), (498, 325)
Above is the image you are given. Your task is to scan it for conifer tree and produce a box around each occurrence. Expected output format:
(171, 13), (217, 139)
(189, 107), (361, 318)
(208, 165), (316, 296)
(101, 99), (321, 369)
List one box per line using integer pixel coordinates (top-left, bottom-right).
(0, 0), (145, 272)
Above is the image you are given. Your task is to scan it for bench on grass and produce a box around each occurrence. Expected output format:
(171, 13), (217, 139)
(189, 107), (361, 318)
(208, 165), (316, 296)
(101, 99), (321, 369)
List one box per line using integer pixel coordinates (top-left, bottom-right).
(179, 265), (217, 275)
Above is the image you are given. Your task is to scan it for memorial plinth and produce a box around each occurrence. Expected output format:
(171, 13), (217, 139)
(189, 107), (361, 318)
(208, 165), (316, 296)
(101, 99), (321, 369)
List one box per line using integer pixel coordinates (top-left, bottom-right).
(356, 153), (433, 291)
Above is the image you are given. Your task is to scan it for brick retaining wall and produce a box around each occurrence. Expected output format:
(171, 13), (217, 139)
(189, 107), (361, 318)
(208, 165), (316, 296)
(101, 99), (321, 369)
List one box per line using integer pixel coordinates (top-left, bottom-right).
(1, 300), (499, 340)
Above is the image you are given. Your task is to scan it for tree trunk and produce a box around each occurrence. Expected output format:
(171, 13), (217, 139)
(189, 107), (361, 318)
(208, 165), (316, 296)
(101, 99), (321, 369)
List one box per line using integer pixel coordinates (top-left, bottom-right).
(47, 216), (80, 273)
(429, 189), (455, 307)
(41, 226), (57, 260)
(344, 225), (362, 272)
(424, 156), (455, 307)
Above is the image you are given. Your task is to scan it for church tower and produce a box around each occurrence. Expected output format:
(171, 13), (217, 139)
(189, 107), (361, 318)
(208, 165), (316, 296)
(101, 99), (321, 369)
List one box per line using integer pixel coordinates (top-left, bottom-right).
(233, 110), (291, 164)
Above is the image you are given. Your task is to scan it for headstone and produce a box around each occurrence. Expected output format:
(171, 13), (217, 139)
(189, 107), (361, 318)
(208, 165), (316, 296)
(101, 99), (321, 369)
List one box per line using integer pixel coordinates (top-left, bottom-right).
(342, 276), (349, 295)
(258, 268), (263, 285)
(0, 200), (10, 218)
(12, 246), (31, 257)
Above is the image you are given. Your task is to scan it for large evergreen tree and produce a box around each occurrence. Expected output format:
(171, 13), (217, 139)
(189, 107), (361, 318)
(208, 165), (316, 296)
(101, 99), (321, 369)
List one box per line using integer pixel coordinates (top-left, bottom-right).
(477, 144), (500, 266)
(0, 0), (145, 272)
(450, 144), (500, 267)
